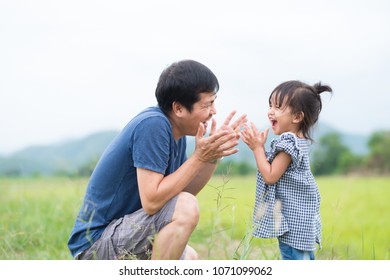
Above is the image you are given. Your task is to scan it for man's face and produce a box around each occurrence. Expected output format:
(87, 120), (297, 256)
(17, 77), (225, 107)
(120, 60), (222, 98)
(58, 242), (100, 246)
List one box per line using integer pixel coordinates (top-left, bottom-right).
(180, 92), (217, 136)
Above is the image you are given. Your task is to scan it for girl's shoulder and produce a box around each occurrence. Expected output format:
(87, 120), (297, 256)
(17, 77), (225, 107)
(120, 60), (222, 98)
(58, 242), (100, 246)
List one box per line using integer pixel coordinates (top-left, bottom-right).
(270, 132), (298, 150)
(269, 132), (309, 168)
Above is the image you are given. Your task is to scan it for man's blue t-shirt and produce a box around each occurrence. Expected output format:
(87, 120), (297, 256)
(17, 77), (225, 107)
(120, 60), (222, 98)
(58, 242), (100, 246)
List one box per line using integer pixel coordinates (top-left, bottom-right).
(67, 106), (187, 257)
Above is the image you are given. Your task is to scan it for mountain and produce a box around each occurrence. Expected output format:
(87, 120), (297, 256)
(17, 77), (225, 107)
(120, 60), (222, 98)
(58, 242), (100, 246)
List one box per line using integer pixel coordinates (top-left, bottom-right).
(312, 123), (368, 155)
(0, 123), (369, 176)
(0, 131), (119, 176)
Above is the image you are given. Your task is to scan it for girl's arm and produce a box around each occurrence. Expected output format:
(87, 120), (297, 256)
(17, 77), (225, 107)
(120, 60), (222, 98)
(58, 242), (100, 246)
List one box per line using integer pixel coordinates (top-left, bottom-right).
(241, 123), (291, 185)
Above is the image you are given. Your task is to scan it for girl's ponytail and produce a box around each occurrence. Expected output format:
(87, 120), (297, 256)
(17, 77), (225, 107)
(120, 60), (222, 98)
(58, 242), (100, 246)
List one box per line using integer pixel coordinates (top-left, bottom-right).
(313, 82), (333, 95)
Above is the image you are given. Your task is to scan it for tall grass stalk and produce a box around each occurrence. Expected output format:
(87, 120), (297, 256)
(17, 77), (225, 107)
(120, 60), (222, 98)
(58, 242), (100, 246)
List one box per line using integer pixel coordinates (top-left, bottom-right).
(205, 165), (235, 259)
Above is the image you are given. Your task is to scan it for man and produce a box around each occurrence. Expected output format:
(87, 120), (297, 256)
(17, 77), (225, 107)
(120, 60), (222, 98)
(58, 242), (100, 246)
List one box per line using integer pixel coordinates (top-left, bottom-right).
(68, 59), (246, 260)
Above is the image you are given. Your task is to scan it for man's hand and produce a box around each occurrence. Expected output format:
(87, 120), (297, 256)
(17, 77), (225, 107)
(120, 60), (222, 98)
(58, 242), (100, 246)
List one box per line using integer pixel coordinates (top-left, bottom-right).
(212, 110), (247, 135)
(193, 111), (247, 163)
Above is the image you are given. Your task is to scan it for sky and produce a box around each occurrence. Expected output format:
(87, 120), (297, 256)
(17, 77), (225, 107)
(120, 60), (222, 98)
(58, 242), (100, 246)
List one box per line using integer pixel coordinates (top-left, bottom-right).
(1, 0), (389, 155)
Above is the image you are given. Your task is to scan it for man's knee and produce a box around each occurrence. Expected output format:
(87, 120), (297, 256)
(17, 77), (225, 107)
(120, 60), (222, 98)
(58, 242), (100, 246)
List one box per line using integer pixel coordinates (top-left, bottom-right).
(174, 192), (200, 229)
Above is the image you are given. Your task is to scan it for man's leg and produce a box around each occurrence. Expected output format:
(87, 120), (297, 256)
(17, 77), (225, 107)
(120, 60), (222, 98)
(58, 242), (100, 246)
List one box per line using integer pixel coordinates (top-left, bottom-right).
(152, 192), (199, 260)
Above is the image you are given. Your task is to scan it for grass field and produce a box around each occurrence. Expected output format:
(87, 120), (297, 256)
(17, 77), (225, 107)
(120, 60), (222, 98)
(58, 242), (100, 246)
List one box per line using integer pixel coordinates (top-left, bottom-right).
(192, 176), (390, 260)
(1, 175), (389, 260)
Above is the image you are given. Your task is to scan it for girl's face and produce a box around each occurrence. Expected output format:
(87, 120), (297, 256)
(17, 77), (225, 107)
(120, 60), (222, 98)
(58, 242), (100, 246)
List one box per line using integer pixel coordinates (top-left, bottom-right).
(268, 94), (302, 136)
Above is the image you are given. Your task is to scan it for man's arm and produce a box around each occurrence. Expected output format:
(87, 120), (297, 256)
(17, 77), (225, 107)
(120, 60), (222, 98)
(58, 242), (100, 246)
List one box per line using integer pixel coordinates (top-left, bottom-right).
(182, 160), (218, 195)
(138, 112), (246, 215)
(137, 125), (237, 215)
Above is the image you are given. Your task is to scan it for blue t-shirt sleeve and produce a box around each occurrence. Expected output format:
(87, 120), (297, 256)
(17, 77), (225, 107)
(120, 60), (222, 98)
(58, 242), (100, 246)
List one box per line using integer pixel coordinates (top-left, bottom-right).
(271, 133), (302, 170)
(132, 116), (171, 174)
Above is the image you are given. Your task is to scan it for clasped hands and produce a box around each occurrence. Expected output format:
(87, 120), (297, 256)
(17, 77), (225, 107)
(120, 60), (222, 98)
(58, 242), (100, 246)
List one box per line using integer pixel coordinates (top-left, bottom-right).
(194, 111), (247, 163)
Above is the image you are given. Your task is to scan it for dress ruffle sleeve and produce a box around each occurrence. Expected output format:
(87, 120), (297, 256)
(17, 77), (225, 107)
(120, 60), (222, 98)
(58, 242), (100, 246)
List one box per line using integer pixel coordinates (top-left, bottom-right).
(268, 132), (303, 171)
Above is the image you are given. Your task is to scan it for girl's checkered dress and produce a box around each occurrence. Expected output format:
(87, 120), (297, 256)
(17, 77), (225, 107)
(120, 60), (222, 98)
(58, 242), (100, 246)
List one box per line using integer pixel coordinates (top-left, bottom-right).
(252, 132), (321, 251)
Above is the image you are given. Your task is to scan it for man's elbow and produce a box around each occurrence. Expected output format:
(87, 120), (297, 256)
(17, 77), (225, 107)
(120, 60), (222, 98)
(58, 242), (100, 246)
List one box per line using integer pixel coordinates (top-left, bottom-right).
(142, 201), (161, 216)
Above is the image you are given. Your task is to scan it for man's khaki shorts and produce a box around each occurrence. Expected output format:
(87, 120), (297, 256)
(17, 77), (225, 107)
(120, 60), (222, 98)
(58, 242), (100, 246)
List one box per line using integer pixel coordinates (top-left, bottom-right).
(76, 195), (185, 260)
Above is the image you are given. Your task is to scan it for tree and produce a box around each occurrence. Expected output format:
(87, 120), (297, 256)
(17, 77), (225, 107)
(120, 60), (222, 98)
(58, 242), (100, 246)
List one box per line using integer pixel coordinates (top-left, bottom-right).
(366, 131), (390, 174)
(311, 132), (358, 175)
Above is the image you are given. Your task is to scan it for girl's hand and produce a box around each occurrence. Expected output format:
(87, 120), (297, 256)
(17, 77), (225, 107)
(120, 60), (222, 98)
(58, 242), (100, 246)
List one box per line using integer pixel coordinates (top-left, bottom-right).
(241, 122), (269, 151)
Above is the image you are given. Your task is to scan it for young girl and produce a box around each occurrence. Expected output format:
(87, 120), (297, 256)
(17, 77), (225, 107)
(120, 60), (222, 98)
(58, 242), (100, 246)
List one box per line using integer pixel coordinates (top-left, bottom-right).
(241, 80), (333, 260)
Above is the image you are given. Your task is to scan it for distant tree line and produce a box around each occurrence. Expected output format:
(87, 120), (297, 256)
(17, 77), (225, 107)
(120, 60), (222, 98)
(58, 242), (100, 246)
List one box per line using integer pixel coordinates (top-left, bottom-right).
(74, 130), (390, 177)
(311, 130), (390, 176)
(3, 130), (388, 178)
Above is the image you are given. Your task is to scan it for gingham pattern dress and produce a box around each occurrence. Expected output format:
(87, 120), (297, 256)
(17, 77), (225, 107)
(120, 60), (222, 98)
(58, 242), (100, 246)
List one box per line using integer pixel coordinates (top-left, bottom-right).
(252, 132), (321, 251)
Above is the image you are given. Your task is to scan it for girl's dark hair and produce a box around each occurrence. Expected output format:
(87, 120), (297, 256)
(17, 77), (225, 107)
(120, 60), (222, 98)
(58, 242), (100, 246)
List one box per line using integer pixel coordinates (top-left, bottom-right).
(269, 80), (333, 141)
(155, 60), (219, 115)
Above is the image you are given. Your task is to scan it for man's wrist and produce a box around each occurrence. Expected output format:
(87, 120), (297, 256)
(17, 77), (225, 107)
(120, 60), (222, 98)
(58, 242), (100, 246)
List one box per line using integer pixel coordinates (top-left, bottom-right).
(210, 156), (224, 164)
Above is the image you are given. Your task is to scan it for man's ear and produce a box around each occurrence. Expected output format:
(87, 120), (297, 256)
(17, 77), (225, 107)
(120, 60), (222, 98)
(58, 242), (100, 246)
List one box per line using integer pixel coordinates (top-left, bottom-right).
(172, 101), (184, 117)
(293, 111), (304, 124)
